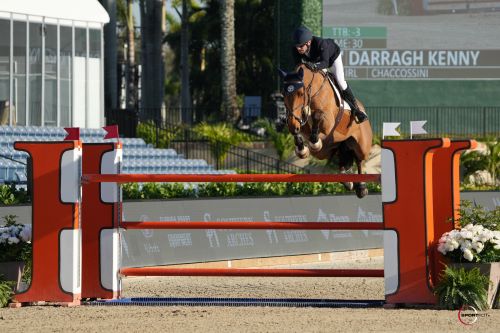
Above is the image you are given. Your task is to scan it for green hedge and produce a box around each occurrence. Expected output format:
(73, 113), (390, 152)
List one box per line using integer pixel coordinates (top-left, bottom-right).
(0, 185), (30, 205)
(122, 181), (382, 200)
(0, 181), (497, 205)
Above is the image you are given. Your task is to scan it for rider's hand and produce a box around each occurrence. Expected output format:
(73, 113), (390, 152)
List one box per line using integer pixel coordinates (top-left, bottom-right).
(307, 62), (318, 71)
(303, 61), (317, 71)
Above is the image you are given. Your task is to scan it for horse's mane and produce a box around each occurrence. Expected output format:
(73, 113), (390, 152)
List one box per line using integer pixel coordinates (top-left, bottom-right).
(295, 64), (328, 81)
(296, 64), (340, 109)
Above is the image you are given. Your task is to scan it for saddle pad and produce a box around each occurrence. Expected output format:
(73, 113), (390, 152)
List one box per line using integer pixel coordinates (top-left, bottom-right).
(326, 74), (351, 111)
(336, 111), (352, 136)
(324, 72), (352, 135)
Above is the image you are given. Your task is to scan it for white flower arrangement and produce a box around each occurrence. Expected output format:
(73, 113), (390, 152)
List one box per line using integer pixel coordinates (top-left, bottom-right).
(0, 216), (32, 263)
(0, 224), (31, 245)
(438, 223), (500, 263)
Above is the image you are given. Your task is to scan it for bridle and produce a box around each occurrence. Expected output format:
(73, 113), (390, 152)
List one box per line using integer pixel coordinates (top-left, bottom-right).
(283, 70), (328, 128)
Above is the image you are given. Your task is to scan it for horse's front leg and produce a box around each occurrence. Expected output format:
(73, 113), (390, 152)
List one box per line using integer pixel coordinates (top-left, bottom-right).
(294, 133), (310, 159)
(308, 112), (323, 152)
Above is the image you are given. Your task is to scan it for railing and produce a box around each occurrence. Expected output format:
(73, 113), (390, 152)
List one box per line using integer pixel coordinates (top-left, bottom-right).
(105, 106), (500, 173)
(107, 106), (500, 140)
(367, 106), (500, 138)
(175, 141), (302, 173)
(425, 0), (500, 13)
(105, 108), (305, 174)
(105, 108), (138, 138)
(158, 125), (304, 174)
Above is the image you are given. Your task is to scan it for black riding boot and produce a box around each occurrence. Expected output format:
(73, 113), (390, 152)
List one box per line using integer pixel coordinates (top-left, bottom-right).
(342, 85), (368, 123)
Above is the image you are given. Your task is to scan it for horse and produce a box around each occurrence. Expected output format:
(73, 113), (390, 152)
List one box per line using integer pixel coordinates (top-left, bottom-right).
(278, 64), (373, 198)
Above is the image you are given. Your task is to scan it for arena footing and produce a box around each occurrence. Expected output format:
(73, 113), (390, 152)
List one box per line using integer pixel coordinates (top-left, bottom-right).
(84, 297), (385, 308)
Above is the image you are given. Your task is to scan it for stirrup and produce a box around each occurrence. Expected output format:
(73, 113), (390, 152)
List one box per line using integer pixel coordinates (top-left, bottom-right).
(354, 110), (368, 123)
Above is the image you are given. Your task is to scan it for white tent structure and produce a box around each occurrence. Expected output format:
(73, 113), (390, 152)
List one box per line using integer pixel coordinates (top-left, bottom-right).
(0, 0), (109, 128)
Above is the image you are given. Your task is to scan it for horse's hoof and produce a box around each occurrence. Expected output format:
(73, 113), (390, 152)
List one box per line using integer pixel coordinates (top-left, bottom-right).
(354, 182), (368, 198)
(309, 139), (323, 152)
(342, 182), (354, 191)
(295, 146), (310, 159)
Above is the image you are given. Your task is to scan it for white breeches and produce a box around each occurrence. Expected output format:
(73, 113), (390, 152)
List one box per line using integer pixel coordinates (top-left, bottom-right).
(327, 54), (348, 91)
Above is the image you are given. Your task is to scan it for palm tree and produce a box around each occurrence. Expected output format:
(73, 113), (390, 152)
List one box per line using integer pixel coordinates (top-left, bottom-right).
(180, 0), (192, 122)
(219, 0), (238, 123)
(170, 0), (199, 123)
(99, 0), (118, 110)
(163, 1), (276, 120)
(126, 0), (137, 108)
(140, 0), (165, 109)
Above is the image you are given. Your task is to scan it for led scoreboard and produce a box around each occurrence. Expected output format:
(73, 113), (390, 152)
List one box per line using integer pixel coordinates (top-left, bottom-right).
(322, 26), (500, 80)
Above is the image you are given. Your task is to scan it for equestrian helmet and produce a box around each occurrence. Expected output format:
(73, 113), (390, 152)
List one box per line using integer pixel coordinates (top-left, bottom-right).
(293, 26), (313, 46)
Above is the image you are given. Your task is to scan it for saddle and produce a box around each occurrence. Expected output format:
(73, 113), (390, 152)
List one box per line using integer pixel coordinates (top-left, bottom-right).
(325, 72), (353, 136)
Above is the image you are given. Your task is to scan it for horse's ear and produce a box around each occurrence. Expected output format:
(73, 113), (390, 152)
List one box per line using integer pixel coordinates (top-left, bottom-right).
(277, 68), (287, 79)
(297, 67), (304, 79)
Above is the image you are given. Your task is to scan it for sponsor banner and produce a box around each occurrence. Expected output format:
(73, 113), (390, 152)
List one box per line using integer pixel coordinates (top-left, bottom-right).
(3, 192), (498, 267)
(120, 195), (384, 267)
(119, 192), (499, 267)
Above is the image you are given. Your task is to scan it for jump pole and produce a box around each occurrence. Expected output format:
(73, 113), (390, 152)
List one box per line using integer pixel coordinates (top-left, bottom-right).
(120, 267), (385, 278)
(11, 138), (475, 307)
(78, 138), (455, 305)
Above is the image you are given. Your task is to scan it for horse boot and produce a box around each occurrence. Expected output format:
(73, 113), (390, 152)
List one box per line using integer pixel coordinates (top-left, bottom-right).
(341, 85), (368, 123)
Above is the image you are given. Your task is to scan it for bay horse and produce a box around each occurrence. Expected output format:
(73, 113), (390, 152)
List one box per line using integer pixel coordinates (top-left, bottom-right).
(278, 64), (373, 198)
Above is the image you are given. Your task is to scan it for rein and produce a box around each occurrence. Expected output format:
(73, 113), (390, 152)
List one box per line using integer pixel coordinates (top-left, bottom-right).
(285, 69), (328, 128)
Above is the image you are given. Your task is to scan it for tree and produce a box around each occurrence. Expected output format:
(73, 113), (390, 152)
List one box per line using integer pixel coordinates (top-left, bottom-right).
(163, 0), (205, 120)
(179, 0), (193, 122)
(278, 0), (322, 72)
(163, 1), (276, 122)
(219, 0), (238, 122)
(126, 0), (137, 108)
(99, 0), (118, 111)
(140, 0), (165, 109)
(168, 0), (208, 123)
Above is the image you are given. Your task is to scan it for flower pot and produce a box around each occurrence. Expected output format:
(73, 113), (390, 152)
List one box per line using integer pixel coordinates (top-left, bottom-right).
(451, 262), (500, 309)
(0, 261), (25, 292)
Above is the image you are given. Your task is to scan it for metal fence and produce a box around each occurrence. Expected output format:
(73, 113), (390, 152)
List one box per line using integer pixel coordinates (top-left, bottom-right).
(105, 106), (499, 173)
(366, 106), (500, 139)
(107, 106), (500, 139)
(105, 108), (305, 173)
(170, 135), (304, 174)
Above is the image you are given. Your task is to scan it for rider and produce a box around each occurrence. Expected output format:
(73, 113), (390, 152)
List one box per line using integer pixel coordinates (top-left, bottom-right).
(291, 26), (367, 123)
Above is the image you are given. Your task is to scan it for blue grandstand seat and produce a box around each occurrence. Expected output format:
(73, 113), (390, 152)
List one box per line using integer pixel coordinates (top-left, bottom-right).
(15, 171), (27, 182)
(0, 160), (7, 181)
(0, 125), (226, 182)
(0, 126), (13, 136)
